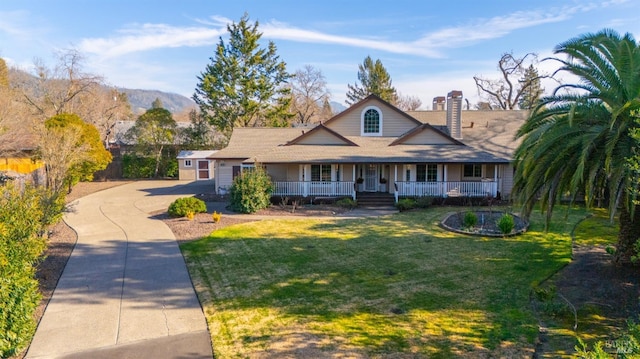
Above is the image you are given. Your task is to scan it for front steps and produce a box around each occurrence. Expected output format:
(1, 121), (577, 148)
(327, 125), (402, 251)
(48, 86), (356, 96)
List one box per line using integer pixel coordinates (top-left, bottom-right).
(356, 192), (395, 208)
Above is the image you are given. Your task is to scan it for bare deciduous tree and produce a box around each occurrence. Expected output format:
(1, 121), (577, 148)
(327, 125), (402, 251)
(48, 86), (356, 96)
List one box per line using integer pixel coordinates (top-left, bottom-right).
(290, 65), (331, 125)
(396, 92), (422, 111)
(473, 52), (547, 110)
(37, 123), (87, 193)
(14, 49), (103, 120)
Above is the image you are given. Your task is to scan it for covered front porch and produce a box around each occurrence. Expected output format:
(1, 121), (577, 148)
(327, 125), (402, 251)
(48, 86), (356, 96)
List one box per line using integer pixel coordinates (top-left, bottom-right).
(268, 163), (505, 202)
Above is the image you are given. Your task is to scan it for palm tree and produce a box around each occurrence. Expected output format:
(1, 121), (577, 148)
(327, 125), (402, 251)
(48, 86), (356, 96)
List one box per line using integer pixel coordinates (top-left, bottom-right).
(513, 29), (640, 264)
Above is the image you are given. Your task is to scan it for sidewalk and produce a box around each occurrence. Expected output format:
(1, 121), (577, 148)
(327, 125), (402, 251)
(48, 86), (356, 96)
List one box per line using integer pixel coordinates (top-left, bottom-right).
(26, 181), (213, 359)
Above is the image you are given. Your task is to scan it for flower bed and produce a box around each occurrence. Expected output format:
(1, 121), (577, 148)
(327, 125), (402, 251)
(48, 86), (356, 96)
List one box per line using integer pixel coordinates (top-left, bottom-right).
(441, 210), (528, 237)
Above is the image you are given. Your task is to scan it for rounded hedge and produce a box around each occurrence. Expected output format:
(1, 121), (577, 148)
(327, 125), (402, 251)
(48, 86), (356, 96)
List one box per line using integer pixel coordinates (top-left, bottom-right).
(168, 197), (207, 218)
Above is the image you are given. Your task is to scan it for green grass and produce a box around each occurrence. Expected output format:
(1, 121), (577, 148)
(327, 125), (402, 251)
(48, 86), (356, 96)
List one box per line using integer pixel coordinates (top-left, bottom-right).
(573, 208), (619, 247)
(181, 206), (588, 358)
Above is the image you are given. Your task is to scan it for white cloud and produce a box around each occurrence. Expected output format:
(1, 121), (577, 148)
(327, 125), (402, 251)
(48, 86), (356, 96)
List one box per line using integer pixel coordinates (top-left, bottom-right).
(79, 22), (226, 58)
(76, 1), (622, 61)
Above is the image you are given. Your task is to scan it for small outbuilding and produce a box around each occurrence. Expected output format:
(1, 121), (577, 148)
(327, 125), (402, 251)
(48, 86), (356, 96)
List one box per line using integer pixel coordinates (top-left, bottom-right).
(176, 150), (217, 181)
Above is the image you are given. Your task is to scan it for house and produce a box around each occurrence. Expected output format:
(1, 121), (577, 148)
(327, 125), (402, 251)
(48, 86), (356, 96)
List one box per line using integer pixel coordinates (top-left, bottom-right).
(210, 91), (527, 202)
(177, 150), (217, 181)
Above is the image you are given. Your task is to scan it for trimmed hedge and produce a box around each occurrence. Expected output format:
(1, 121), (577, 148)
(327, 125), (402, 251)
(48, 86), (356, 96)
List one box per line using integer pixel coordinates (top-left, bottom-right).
(168, 197), (207, 218)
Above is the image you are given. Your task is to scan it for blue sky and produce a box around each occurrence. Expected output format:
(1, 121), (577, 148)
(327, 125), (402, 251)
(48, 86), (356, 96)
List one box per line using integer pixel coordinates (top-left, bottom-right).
(1, 0), (638, 108)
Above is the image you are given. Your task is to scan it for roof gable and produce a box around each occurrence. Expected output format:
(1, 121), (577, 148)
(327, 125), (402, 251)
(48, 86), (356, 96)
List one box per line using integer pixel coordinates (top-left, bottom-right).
(390, 124), (463, 146)
(323, 94), (423, 137)
(286, 124), (357, 146)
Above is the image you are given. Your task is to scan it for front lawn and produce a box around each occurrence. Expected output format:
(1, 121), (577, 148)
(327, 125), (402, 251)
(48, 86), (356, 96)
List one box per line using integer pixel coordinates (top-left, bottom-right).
(181, 206), (586, 358)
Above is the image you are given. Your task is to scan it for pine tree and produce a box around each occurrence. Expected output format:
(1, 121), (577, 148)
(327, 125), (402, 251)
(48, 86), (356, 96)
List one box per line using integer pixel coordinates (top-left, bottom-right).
(0, 58), (8, 88)
(345, 56), (397, 105)
(151, 97), (163, 109)
(194, 13), (293, 139)
(517, 64), (543, 110)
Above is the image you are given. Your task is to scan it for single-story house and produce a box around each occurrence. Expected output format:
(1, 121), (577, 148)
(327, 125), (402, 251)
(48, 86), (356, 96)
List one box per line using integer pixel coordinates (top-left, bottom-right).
(210, 91), (527, 202)
(177, 150), (217, 181)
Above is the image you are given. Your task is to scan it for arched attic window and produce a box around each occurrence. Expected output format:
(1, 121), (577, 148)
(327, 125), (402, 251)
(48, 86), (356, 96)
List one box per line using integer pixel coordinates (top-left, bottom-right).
(361, 106), (382, 136)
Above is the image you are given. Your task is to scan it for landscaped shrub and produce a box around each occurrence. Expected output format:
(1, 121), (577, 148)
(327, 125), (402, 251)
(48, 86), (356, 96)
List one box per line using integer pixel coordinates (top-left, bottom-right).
(168, 197), (207, 218)
(0, 184), (54, 357)
(463, 211), (478, 229)
(497, 213), (515, 235)
(415, 196), (434, 208)
(122, 154), (156, 178)
(229, 166), (272, 214)
(336, 197), (357, 209)
(396, 198), (416, 211)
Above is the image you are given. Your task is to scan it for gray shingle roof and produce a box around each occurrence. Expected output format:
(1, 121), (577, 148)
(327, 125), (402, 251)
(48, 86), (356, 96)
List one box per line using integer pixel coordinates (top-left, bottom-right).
(211, 109), (526, 165)
(406, 110), (528, 159)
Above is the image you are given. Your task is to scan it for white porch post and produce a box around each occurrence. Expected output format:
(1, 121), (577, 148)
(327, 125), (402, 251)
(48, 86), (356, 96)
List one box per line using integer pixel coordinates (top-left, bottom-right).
(352, 165), (356, 199)
(394, 165), (398, 202)
(443, 164), (448, 196)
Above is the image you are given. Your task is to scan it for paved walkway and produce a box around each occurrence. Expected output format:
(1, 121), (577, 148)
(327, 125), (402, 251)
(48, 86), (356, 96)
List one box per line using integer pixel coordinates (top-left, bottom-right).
(27, 181), (214, 359)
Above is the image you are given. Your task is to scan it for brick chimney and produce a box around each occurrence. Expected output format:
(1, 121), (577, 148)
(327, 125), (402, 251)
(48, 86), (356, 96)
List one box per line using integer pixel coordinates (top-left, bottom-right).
(446, 90), (463, 140)
(432, 96), (446, 111)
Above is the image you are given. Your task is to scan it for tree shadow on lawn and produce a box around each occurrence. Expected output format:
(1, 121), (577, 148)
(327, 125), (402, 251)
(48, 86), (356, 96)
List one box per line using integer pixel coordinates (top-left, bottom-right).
(182, 214), (575, 357)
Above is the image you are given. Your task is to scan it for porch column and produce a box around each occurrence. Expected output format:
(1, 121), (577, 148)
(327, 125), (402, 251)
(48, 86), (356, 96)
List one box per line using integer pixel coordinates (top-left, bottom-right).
(443, 164), (448, 197)
(394, 165), (398, 203)
(352, 165), (356, 181)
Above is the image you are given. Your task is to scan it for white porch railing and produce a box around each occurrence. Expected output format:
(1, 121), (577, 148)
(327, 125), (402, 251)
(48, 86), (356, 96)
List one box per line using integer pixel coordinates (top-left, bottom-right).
(395, 181), (497, 199)
(272, 181), (356, 199)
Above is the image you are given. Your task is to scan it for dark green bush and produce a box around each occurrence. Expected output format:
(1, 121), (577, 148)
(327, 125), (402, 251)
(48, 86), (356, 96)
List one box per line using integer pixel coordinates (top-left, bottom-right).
(0, 184), (52, 357)
(463, 211), (478, 229)
(336, 197), (357, 209)
(122, 154), (178, 178)
(122, 154), (156, 178)
(396, 198), (416, 211)
(168, 197), (207, 218)
(230, 166), (272, 214)
(497, 213), (515, 235)
(415, 196), (434, 208)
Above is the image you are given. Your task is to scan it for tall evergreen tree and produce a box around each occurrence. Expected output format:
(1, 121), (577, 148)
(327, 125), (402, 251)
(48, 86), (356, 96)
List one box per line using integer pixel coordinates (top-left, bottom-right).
(0, 58), (8, 88)
(151, 97), (163, 109)
(193, 14), (293, 139)
(517, 64), (543, 110)
(345, 56), (397, 105)
(513, 29), (640, 264)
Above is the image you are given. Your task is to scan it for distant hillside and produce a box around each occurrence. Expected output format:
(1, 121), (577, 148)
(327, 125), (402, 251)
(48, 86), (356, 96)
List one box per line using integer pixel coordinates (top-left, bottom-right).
(330, 101), (346, 113)
(119, 88), (196, 114)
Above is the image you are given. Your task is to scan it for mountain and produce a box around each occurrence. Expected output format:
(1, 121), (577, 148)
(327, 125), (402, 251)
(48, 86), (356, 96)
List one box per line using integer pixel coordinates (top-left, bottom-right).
(119, 88), (196, 114)
(330, 101), (346, 114)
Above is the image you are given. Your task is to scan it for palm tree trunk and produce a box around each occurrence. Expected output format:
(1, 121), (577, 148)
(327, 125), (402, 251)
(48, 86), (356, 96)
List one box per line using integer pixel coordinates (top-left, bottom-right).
(615, 205), (640, 265)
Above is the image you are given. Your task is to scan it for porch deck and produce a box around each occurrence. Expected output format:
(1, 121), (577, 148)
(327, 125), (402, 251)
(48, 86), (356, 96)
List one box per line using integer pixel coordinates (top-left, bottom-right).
(271, 180), (498, 201)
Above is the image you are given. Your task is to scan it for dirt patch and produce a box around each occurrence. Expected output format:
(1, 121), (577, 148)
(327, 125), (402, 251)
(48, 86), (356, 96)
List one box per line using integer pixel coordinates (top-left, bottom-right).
(533, 244), (640, 356)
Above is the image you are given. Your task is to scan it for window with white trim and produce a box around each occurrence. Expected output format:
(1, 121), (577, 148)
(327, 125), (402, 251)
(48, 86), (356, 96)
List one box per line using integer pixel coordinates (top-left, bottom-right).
(184, 159), (192, 167)
(361, 106), (382, 136)
(311, 164), (331, 182)
(417, 164), (438, 182)
(463, 164), (482, 178)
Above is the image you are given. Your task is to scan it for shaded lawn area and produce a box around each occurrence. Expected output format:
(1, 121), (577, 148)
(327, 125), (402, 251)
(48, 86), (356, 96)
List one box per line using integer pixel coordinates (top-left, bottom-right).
(181, 206), (587, 358)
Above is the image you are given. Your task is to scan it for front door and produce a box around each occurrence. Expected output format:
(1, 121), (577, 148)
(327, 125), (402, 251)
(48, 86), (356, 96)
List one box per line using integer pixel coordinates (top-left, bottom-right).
(365, 164), (378, 192)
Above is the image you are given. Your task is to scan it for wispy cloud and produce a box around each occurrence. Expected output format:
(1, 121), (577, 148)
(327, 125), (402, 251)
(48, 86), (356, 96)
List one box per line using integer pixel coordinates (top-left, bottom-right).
(79, 20), (229, 57)
(78, 2), (619, 60)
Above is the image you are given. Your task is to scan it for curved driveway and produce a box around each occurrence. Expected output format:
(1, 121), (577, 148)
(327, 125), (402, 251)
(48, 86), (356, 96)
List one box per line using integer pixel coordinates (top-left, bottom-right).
(27, 181), (214, 359)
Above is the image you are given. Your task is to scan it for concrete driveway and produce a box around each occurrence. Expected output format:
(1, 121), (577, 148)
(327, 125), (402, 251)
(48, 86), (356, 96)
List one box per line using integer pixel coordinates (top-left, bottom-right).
(26, 180), (214, 359)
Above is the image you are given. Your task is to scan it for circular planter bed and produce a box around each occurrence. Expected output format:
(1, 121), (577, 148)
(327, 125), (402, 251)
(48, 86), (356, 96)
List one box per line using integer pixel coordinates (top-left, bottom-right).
(441, 210), (528, 237)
